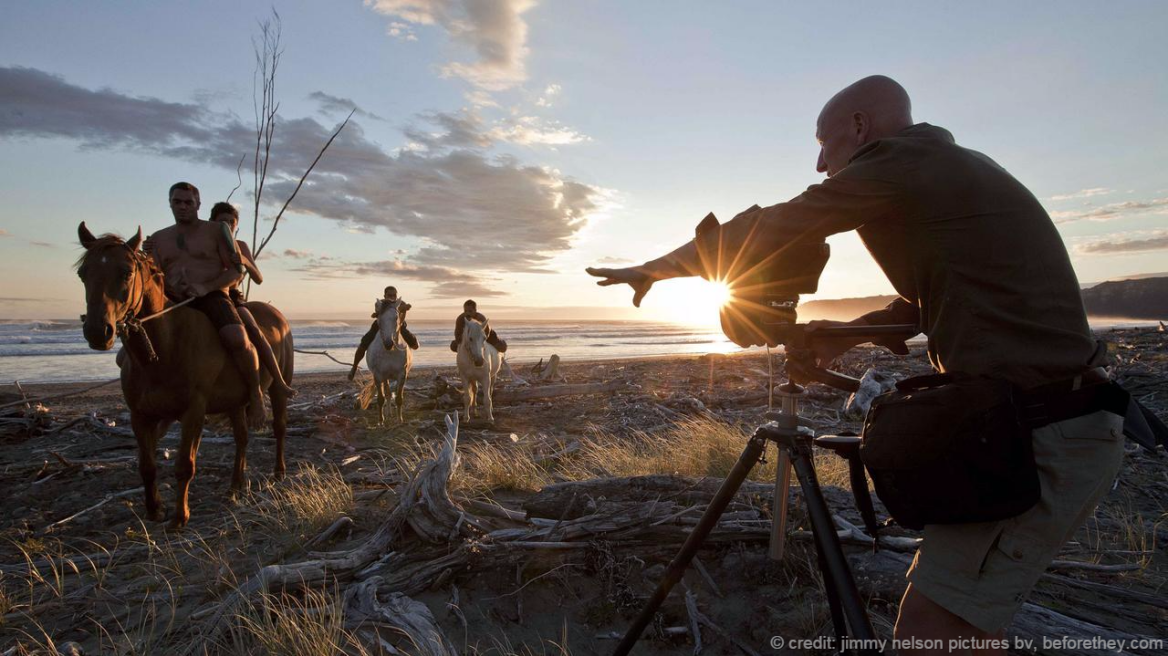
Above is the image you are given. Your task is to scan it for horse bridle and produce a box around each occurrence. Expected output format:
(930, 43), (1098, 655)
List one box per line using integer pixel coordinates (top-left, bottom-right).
(84, 244), (193, 364)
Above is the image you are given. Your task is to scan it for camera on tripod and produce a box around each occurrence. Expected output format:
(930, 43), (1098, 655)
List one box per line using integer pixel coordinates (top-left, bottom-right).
(693, 205), (830, 348)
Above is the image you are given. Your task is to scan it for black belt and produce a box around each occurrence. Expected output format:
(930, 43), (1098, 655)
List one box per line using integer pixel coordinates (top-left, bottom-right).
(1017, 368), (1167, 451)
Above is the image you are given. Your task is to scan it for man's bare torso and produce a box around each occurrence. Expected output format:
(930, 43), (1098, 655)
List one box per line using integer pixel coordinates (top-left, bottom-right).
(149, 221), (231, 298)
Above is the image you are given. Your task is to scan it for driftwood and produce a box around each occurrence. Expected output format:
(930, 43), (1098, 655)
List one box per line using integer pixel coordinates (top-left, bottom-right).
(523, 475), (779, 521)
(1009, 603), (1161, 655)
(531, 354), (563, 381)
(0, 378), (119, 411)
(344, 578), (457, 656)
(185, 413), (473, 655)
(493, 380), (630, 403)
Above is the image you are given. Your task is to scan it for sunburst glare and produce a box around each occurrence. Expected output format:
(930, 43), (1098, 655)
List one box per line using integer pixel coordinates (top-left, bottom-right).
(646, 277), (734, 328)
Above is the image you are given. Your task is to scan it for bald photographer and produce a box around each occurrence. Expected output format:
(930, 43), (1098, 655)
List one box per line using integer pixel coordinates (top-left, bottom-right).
(587, 76), (1143, 655)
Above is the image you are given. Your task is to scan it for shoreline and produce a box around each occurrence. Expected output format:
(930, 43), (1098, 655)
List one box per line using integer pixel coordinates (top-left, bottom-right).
(1, 348), (773, 401)
(8, 322), (1164, 390)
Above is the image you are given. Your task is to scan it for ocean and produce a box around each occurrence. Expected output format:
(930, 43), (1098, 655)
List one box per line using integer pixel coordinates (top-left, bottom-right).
(1, 316), (1156, 385)
(0, 319), (742, 384)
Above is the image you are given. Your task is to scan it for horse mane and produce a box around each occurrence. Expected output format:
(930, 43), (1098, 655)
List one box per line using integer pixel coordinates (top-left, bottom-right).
(75, 234), (165, 286)
(376, 298), (401, 315)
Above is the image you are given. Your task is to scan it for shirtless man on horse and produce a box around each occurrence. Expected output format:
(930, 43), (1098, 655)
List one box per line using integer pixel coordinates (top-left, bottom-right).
(144, 182), (267, 428)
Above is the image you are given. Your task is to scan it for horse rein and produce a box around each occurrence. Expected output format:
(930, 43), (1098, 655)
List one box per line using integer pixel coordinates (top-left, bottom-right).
(115, 247), (194, 363)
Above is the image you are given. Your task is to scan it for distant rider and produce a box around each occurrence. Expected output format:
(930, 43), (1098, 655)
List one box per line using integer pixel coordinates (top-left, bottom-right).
(450, 299), (507, 353)
(349, 285), (419, 380)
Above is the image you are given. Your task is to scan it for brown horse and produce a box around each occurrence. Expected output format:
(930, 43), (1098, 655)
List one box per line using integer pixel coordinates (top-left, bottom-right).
(76, 222), (294, 528)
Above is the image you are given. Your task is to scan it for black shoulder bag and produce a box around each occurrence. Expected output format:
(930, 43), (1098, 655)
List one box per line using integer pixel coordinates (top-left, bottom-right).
(858, 373), (1039, 530)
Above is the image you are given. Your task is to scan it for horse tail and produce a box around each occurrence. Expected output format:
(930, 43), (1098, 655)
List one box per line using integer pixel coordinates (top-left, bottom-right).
(282, 327), (295, 384)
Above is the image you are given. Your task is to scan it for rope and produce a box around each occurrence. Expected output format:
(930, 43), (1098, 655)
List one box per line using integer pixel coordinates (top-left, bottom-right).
(293, 348), (355, 368)
(136, 295), (196, 324)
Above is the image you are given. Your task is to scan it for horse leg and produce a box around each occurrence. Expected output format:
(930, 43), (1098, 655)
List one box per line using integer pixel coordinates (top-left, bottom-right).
(131, 412), (166, 522)
(395, 372), (407, 423)
(270, 389), (288, 480)
(227, 407), (248, 499)
(461, 379), (472, 422)
(483, 371), (495, 422)
(376, 380), (387, 426)
(171, 400), (207, 530)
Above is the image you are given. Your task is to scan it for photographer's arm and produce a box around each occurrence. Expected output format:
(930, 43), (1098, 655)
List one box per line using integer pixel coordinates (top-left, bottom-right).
(805, 297), (918, 366)
(587, 144), (902, 305)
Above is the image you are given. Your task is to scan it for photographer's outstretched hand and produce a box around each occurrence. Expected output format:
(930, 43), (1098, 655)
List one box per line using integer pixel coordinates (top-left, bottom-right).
(585, 266), (655, 307)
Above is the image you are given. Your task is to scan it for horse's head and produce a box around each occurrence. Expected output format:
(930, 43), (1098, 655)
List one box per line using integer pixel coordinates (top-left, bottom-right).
(376, 298), (402, 351)
(463, 319), (486, 367)
(76, 222), (149, 351)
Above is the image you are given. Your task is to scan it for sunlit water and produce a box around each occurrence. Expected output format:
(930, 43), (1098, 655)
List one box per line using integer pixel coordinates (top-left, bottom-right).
(0, 319), (742, 384)
(0, 317), (1156, 384)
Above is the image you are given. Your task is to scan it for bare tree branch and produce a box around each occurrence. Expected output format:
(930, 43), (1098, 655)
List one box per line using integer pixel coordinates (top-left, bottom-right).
(254, 108), (355, 260)
(225, 153), (246, 203)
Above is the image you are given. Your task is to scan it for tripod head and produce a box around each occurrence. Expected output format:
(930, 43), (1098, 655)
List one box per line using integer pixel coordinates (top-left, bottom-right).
(781, 323), (919, 392)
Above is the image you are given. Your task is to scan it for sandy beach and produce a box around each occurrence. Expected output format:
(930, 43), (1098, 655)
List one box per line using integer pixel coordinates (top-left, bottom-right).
(1, 329), (1165, 654)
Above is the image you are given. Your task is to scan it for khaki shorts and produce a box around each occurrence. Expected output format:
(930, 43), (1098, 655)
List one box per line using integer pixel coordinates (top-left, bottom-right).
(906, 409), (1125, 633)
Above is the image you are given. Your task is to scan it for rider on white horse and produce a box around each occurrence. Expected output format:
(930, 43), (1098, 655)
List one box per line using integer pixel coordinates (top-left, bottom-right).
(350, 285), (419, 380)
(449, 299), (507, 354)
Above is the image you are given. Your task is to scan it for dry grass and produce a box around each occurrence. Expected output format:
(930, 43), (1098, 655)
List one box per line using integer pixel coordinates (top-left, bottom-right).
(228, 586), (371, 656)
(430, 415), (858, 500)
(240, 463), (353, 538)
(452, 440), (556, 497)
(1085, 491), (1163, 571)
(559, 416), (778, 482)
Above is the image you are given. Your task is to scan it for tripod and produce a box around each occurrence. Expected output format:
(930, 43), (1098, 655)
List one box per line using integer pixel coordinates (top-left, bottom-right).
(614, 324), (917, 656)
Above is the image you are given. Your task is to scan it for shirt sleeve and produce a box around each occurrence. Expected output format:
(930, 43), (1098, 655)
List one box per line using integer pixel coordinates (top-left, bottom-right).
(707, 142), (905, 279)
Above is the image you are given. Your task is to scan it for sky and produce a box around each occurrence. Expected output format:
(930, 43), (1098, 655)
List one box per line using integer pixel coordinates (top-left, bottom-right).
(2, 1), (1166, 323)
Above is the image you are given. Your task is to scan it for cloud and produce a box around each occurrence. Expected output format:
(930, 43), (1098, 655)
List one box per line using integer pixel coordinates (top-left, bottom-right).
(0, 228), (9, 237)
(488, 115), (588, 146)
(535, 83), (561, 108)
(1048, 187), (1113, 202)
(402, 110), (494, 150)
(30, 241), (54, 248)
(1076, 230), (1168, 255)
(403, 109), (589, 150)
(386, 21), (419, 41)
(594, 256), (634, 265)
(291, 256), (504, 297)
(307, 91), (385, 122)
(0, 66), (603, 283)
(464, 90), (499, 108)
(365, 0), (537, 91)
(282, 248), (314, 259)
(1050, 197), (1168, 224)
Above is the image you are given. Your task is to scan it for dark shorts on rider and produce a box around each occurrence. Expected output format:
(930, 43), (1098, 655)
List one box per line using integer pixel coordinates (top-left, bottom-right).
(189, 290), (243, 331)
(228, 287), (246, 308)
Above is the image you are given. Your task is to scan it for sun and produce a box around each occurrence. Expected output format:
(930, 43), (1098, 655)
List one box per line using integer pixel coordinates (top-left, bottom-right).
(646, 277), (733, 327)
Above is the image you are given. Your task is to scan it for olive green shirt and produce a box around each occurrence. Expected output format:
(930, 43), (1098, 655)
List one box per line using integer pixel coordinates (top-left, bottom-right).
(726, 123), (1096, 388)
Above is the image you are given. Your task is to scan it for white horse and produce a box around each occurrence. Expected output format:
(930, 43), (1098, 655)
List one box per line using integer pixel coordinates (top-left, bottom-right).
(366, 299), (413, 425)
(456, 318), (502, 422)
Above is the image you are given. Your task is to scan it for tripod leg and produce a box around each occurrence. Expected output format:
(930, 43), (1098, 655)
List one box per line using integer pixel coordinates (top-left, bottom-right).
(789, 447), (879, 648)
(768, 450), (793, 560)
(613, 434), (766, 656)
(816, 539), (850, 642)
